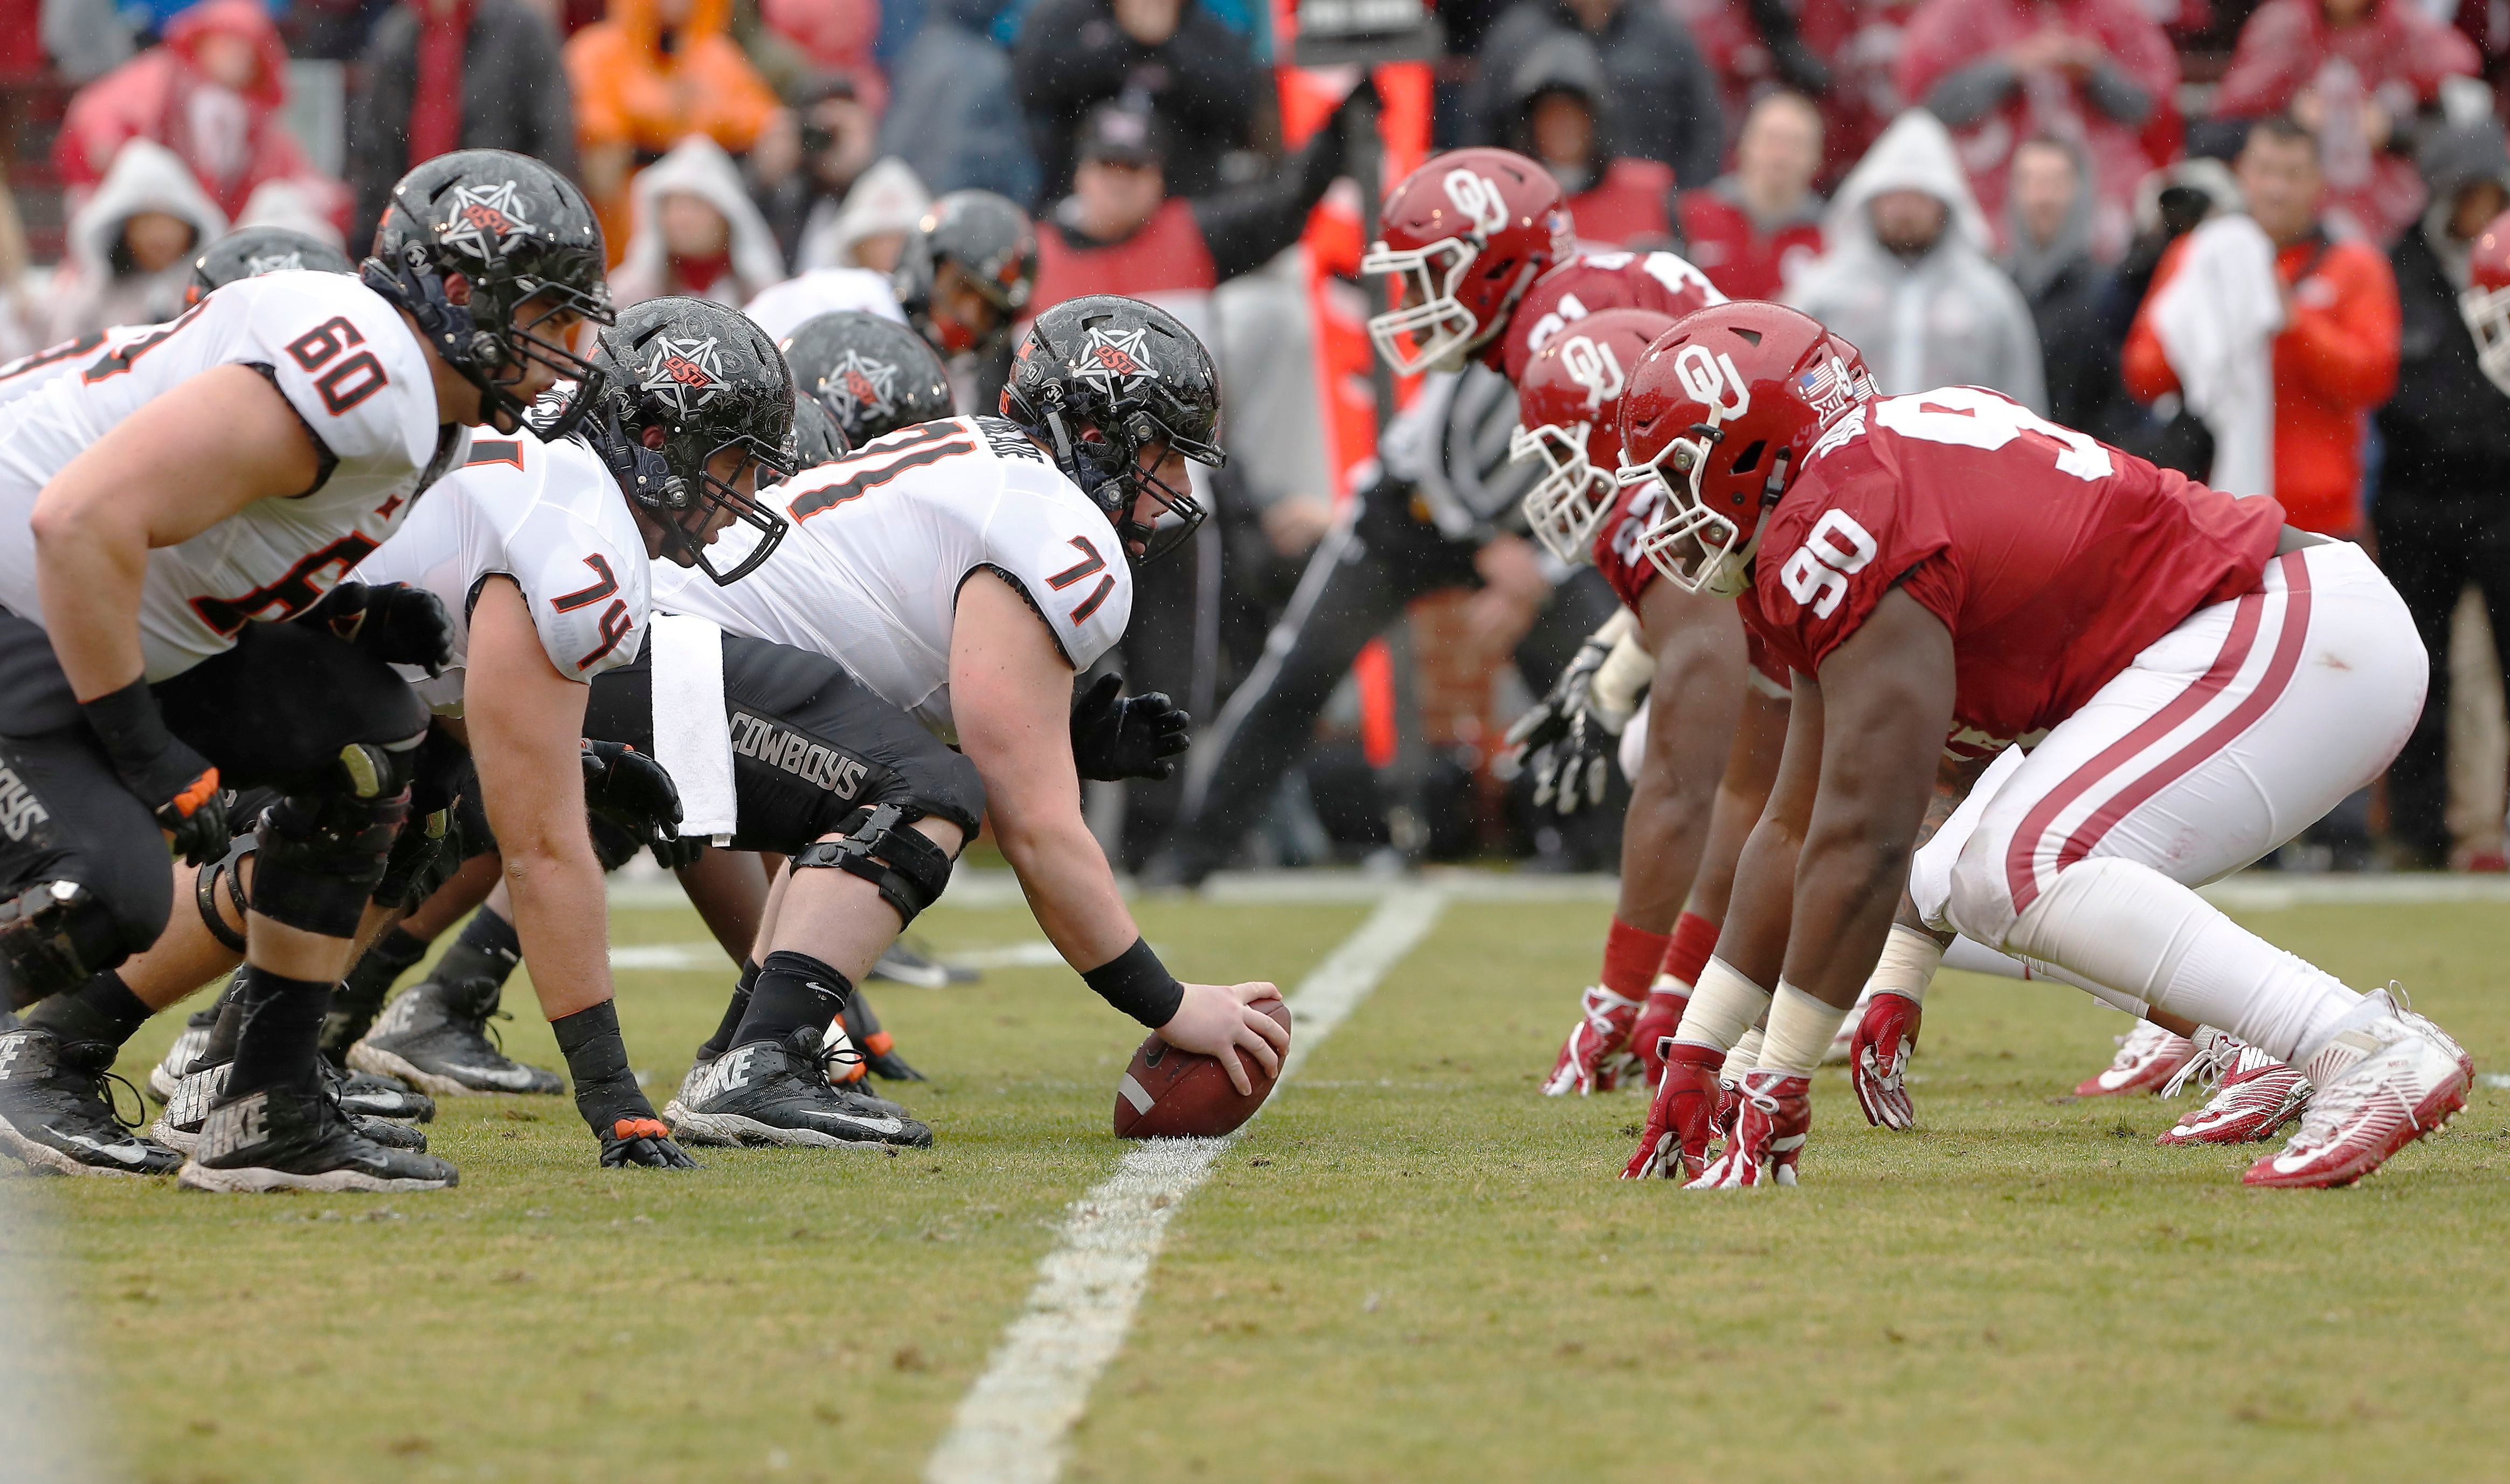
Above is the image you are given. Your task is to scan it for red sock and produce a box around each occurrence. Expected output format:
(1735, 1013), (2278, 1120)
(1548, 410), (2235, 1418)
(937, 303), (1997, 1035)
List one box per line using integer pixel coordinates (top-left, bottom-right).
(1600, 918), (1673, 1000)
(1658, 911), (1719, 990)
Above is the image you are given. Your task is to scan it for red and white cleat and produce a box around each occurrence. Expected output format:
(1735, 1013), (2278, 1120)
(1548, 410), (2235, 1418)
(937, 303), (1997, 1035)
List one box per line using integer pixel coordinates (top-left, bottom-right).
(1622, 1042), (1724, 1180)
(1629, 988), (1688, 1091)
(1687, 1071), (1810, 1188)
(2157, 1038), (2311, 1145)
(1543, 986), (1641, 1097)
(1850, 990), (1922, 1130)
(2073, 1020), (2194, 1097)
(2243, 1006), (2471, 1188)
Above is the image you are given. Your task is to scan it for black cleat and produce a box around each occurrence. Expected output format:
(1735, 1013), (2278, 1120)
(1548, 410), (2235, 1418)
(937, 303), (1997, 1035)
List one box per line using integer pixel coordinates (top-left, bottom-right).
(0, 1029), (181, 1176)
(350, 976), (563, 1097)
(178, 1083), (457, 1193)
(330, 1062), (435, 1123)
(147, 1006), (220, 1103)
(158, 1059), (435, 1153)
(668, 1028), (932, 1149)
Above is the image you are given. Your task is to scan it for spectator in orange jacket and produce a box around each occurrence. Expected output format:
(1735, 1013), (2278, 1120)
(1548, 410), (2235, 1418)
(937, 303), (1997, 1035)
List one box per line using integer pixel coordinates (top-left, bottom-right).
(2125, 118), (2401, 535)
(1677, 89), (1826, 300)
(564, 0), (783, 261)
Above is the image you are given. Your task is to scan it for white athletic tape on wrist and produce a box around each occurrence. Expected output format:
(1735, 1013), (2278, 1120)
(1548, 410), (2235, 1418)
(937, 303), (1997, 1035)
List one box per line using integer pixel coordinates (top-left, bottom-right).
(1760, 982), (1851, 1077)
(1868, 925), (1946, 1008)
(1671, 957), (1771, 1053)
(1589, 628), (1655, 730)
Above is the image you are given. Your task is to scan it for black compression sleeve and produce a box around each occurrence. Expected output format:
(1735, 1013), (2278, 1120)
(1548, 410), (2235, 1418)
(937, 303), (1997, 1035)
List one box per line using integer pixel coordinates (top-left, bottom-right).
(1081, 938), (1185, 1028)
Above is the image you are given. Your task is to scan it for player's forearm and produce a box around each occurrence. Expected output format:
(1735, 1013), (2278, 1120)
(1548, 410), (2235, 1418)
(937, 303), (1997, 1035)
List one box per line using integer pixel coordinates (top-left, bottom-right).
(1713, 812), (1801, 988)
(990, 796), (1139, 973)
(1785, 824), (1914, 1008)
(30, 494), (150, 697)
(1615, 623), (1747, 927)
(497, 835), (618, 1020)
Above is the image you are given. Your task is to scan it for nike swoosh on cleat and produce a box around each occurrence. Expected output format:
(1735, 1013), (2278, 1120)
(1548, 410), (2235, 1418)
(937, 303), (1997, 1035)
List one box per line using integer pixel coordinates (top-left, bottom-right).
(814, 1112), (904, 1135)
(441, 1064), (542, 1088)
(56, 1129), (150, 1164)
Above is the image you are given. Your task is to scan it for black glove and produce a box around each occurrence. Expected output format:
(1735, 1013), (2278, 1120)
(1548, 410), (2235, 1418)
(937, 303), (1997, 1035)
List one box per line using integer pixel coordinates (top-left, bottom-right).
(301, 581), (455, 676)
(578, 740), (702, 867)
(599, 1114), (701, 1169)
(1069, 672), (1192, 782)
(1498, 632), (1621, 817)
(81, 678), (229, 865)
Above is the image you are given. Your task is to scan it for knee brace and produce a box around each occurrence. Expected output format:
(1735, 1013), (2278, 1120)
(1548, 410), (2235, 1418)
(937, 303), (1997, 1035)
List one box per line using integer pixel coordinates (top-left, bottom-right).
(193, 833), (256, 954)
(250, 738), (422, 938)
(791, 803), (957, 927)
(0, 880), (122, 1004)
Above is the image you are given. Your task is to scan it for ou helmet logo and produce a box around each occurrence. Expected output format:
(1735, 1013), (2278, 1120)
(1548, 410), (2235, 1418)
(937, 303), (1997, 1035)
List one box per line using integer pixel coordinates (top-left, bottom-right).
(1443, 171), (1509, 237)
(1558, 336), (1623, 412)
(1671, 344), (1751, 422)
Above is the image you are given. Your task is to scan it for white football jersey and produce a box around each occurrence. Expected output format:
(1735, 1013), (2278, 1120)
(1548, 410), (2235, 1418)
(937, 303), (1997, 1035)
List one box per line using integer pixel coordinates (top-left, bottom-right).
(0, 272), (460, 681)
(0, 325), (142, 411)
(655, 415), (1130, 741)
(354, 428), (652, 716)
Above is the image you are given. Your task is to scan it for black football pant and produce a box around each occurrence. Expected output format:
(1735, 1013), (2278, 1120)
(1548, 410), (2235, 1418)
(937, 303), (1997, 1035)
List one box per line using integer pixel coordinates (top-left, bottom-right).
(0, 608), (428, 991)
(1171, 483), (1617, 879)
(2371, 488), (2510, 863)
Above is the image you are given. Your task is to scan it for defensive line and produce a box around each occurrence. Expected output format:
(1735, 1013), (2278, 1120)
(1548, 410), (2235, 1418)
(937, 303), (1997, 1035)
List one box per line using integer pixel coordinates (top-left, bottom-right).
(923, 886), (1450, 1484)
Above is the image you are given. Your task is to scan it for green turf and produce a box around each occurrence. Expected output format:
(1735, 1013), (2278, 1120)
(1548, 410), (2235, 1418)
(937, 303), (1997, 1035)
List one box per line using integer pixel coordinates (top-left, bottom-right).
(13, 891), (2508, 1483)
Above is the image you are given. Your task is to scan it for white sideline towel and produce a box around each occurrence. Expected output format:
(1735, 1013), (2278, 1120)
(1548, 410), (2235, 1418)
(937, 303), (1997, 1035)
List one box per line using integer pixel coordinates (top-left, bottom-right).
(648, 613), (737, 844)
(2151, 214), (2284, 498)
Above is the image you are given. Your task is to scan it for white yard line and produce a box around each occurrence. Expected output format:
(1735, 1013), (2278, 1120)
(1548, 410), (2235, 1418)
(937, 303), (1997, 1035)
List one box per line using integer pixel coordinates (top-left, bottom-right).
(923, 885), (1449, 1484)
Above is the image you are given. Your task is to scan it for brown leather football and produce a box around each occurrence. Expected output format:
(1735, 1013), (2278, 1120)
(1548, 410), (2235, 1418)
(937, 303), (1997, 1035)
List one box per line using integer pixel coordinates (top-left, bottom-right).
(1111, 998), (1293, 1139)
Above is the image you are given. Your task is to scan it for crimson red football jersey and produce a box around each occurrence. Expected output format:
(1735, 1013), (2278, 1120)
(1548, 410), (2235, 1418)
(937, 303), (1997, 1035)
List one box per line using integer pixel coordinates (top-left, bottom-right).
(1504, 249), (1724, 384)
(1738, 387), (2283, 755)
(1594, 471), (1791, 693)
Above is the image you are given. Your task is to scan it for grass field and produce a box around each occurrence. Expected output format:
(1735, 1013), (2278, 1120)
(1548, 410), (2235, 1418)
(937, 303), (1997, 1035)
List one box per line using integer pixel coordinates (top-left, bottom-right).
(10, 876), (2509, 1483)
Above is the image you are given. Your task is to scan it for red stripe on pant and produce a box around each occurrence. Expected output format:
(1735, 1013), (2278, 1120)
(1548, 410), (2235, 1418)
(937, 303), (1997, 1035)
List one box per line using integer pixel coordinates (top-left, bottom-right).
(2003, 551), (2311, 918)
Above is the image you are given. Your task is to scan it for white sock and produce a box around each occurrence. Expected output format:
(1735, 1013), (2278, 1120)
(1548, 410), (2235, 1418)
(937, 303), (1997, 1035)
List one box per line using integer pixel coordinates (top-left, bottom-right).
(1759, 982), (1850, 1077)
(1671, 958), (1772, 1053)
(2004, 857), (2359, 1063)
(1942, 934), (2152, 1017)
(1719, 1027), (1765, 1083)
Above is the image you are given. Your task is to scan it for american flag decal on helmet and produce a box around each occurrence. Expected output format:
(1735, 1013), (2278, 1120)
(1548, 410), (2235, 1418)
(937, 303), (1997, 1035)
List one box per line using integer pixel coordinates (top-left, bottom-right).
(1798, 355), (1858, 420)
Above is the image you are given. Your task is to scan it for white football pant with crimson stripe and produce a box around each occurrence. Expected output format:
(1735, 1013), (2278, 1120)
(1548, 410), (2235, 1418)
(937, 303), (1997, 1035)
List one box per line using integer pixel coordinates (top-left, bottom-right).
(1933, 543), (2424, 1065)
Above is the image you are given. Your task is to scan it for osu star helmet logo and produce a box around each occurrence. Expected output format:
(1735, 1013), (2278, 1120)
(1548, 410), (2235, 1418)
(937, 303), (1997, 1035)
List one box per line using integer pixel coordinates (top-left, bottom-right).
(1074, 324), (1156, 398)
(820, 349), (897, 425)
(438, 181), (536, 261)
(244, 251), (305, 276)
(639, 335), (725, 418)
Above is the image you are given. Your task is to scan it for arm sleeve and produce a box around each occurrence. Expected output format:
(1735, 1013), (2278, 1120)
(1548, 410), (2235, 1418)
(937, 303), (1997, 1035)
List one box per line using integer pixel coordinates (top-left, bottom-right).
(1923, 58), (2018, 126)
(2283, 247), (2401, 411)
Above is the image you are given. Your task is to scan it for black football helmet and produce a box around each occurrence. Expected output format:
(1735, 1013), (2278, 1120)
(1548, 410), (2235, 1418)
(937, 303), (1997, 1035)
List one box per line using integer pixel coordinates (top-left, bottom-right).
(582, 297), (797, 585)
(362, 149), (614, 438)
(891, 191), (1038, 359)
(782, 310), (955, 448)
(187, 226), (355, 304)
(790, 395), (849, 467)
(999, 295), (1223, 564)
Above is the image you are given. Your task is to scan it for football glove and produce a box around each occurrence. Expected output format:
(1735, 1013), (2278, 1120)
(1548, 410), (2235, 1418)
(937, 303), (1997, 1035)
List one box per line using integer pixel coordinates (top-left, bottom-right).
(1501, 629), (1629, 816)
(1069, 671), (1192, 782)
(579, 741), (700, 867)
(301, 581), (455, 676)
(600, 1115), (700, 1169)
(80, 678), (229, 865)
(1849, 990), (1921, 1131)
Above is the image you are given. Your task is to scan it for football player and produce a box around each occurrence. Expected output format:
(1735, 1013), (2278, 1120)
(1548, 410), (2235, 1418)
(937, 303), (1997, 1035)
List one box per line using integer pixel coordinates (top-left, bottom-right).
(656, 295), (1285, 1145)
(0, 149), (611, 1189)
(1615, 301), (2467, 1189)
(1164, 148), (1721, 897)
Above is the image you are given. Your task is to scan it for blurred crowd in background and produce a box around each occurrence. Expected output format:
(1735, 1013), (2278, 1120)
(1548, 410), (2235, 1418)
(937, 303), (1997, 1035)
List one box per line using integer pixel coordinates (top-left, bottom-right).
(0, 0), (2504, 875)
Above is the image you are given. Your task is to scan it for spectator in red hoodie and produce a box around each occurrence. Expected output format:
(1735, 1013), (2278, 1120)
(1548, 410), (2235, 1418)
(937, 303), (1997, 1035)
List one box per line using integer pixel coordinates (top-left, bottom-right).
(56, 0), (344, 233)
(1677, 89), (1826, 299)
(2214, 0), (2479, 244)
(2124, 117), (2401, 535)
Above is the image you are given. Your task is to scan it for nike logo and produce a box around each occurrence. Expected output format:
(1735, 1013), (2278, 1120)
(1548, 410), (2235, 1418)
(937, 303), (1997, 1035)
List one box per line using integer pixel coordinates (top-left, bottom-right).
(54, 1128), (149, 1164)
(814, 1112), (903, 1135)
(444, 1063), (542, 1088)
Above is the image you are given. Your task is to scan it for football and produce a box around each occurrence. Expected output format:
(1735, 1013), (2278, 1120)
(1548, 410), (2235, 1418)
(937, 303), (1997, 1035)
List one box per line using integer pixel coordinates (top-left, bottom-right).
(1112, 998), (1294, 1139)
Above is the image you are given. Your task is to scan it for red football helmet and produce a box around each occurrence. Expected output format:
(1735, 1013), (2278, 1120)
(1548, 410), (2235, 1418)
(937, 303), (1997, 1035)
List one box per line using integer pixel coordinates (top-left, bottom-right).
(1363, 148), (1574, 376)
(1502, 249), (1724, 383)
(1617, 301), (1872, 597)
(1510, 307), (1680, 564)
(2461, 207), (2510, 397)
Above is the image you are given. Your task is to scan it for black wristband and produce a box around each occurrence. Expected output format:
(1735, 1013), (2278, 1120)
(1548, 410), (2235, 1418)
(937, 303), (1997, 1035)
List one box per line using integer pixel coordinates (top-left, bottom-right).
(552, 999), (657, 1132)
(1081, 937), (1185, 1028)
(80, 676), (176, 778)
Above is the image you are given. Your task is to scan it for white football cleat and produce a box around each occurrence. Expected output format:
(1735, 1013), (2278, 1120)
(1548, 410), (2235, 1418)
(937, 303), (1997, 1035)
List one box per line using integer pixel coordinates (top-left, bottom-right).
(2073, 1020), (2194, 1097)
(2157, 1036), (2310, 1145)
(2244, 997), (2470, 1188)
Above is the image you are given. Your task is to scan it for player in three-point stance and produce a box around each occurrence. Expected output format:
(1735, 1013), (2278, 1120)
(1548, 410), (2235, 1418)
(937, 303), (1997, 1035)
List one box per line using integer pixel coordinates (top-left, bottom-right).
(0, 149), (614, 1191)
(1615, 300), (2467, 1190)
(652, 295), (1285, 1148)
